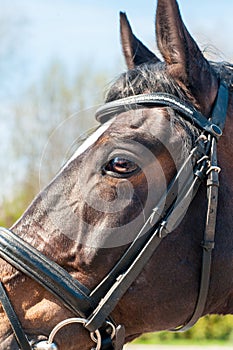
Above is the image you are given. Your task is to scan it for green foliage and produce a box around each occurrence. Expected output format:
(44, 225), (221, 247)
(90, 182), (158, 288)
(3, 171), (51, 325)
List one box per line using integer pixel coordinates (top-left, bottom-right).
(0, 179), (37, 227)
(135, 315), (233, 345)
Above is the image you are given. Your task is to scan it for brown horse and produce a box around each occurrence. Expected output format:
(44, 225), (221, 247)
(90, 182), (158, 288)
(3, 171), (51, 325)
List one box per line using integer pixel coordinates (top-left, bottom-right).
(0, 0), (232, 349)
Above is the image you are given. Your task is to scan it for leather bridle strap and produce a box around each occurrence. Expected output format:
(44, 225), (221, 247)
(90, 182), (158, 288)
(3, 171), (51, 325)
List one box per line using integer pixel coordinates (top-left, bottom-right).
(211, 82), (229, 129)
(0, 282), (31, 350)
(172, 136), (220, 332)
(173, 81), (229, 331)
(88, 80), (229, 332)
(84, 136), (209, 327)
(96, 89), (224, 139)
(0, 228), (93, 318)
(85, 136), (211, 332)
(0, 228), (115, 349)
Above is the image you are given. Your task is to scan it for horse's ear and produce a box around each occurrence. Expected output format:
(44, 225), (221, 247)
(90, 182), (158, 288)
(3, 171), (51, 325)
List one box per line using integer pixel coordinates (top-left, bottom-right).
(120, 12), (160, 70)
(156, 0), (218, 114)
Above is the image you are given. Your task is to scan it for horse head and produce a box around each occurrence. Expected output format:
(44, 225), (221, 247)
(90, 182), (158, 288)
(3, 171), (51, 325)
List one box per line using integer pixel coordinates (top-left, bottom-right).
(0, 1), (232, 349)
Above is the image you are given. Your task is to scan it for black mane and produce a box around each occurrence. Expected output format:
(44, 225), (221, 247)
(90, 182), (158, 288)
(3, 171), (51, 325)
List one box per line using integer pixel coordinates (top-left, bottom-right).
(105, 60), (233, 149)
(106, 62), (186, 102)
(106, 61), (233, 103)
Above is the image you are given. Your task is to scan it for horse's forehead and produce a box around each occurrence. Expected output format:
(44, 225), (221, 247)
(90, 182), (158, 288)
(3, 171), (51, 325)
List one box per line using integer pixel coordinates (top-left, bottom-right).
(60, 119), (115, 171)
(81, 108), (172, 162)
(106, 108), (171, 143)
(113, 108), (167, 127)
(63, 107), (171, 171)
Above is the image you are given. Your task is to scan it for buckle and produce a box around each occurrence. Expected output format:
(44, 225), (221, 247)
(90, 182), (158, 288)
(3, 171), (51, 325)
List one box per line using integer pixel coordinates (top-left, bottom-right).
(201, 240), (215, 252)
(158, 221), (169, 238)
(206, 165), (221, 175)
(210, 124), (222, 137)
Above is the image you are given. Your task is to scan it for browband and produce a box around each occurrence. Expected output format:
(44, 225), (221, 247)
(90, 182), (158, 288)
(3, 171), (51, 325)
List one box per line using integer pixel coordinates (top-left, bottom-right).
(95, 82), (229, 138)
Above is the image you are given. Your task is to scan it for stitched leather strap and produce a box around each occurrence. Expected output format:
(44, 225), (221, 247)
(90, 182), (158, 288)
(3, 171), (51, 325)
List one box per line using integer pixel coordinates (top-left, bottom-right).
(0, 228), (93, 317)
(0, 228), (114, 349)
(96, 92), (222, 138)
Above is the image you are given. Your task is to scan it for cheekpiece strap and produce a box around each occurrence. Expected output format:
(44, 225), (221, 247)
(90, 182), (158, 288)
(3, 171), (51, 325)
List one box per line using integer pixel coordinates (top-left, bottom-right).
(211, 81), (229, 130)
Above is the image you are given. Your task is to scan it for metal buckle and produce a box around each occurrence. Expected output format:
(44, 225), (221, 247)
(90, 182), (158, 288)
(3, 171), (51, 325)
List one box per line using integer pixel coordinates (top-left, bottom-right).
(197, 155), (209, 164)
(33, 318), (102, 350)
(158, 221), (168, 238)
(206, 165), (221, 175)
(210, 124), (222, 137)
(90, 321), (116, 343)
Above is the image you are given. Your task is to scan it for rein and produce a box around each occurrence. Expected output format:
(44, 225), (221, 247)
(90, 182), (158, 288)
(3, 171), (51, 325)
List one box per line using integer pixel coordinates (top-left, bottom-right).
(0, 81), (228, 350)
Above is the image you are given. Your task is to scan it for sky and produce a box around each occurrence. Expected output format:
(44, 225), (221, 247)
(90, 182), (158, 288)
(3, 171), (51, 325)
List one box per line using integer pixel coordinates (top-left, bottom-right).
(2, 0), (233, 91)
(1, 0), (233, 200)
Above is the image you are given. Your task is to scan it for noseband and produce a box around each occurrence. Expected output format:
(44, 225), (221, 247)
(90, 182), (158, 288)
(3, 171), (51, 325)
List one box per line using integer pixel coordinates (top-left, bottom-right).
(0, 81), (229, 350)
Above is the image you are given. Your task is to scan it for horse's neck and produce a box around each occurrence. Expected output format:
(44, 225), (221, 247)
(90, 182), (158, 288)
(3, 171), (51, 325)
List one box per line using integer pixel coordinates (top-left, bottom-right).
(218, 111), (233, 238)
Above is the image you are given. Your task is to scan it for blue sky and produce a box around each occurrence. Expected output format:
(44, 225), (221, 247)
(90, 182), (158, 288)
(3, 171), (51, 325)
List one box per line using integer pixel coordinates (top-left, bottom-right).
(3, 0), (233, 89)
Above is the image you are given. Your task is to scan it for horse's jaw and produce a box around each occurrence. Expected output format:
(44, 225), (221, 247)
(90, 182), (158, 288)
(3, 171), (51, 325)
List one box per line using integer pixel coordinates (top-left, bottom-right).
(0, 333), (19, 350)
(0, 310), (18, 350)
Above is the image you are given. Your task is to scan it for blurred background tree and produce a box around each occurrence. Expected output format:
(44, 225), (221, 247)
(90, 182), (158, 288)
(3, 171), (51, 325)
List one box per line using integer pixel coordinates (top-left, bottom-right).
(0, 60), (110, 226)
(136, 315), (233, 345)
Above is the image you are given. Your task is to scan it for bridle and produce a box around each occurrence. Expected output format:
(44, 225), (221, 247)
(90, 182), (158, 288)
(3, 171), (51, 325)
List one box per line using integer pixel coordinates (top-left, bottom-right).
(0, 80), (229, 350)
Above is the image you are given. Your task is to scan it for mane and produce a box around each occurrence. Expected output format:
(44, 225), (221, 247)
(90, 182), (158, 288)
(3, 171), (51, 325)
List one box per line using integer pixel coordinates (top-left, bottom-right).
(105, 62), (199, 149)
(106, 60), (233, 101)
(106, 62), (186, 102)
(105, 60), (233, 151)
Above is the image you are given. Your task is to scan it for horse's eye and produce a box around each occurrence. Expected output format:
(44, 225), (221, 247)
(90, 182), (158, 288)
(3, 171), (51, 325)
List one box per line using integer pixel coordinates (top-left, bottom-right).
(103, 157), (139, 177)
